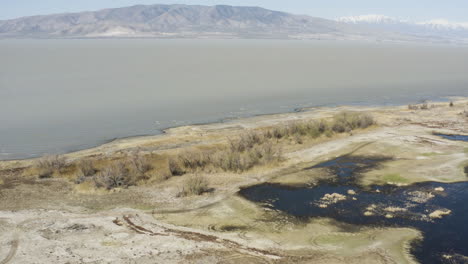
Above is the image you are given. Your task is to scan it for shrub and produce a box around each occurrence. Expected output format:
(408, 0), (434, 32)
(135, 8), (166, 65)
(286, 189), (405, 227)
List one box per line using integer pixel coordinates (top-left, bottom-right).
(272, 127), (286, 139)
(94, 162), (133, 189)
(36, 155), (67, 178)
(74, 169), (87, 184)
(449, 101), (454, 107)
(38, 167), (54, 179)
(179, 175), (209, 196)
(331, 112), (374, 133)
(294, 134), (303, 144)
(355, 113), (375, 128)
(420, 101), (429, 110)
(178, 151), (211, 171)
(213, 143), (282, 173)
(129, 152), (152, 174)
(229, 132), (264, 153)
(213, 150), (242, 172)
(78, 160), (96, 177)
(168, 157), (185, 176)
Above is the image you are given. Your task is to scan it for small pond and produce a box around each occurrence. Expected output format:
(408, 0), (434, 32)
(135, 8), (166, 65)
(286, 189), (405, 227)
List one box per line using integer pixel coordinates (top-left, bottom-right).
(239, 156), (468, 264)
(435, 134), (468, 142)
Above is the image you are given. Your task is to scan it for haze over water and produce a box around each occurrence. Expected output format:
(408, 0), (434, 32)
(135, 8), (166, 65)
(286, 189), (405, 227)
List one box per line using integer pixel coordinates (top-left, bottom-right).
(1, 39), (468, 160)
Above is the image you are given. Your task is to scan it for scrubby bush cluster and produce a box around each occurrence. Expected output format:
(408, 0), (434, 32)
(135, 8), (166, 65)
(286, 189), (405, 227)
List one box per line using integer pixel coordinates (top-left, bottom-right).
(168, 141), (282, 175)
(36, 155), (67, 178)
(93, 161), (135, 189)
(129, 150), (153, 175)
(330, 112), (375, 133)
(72, 150), (156, 189)
(168, 112), (374, 176)
(408, 100), (438, 110)
(179, 175), (209, 197)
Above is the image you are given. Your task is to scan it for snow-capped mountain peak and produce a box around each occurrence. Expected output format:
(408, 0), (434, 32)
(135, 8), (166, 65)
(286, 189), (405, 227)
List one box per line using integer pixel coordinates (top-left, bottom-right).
(337, 14), (406, 24)
(417, 19), (468, 30)
(337, 15), (468, 31)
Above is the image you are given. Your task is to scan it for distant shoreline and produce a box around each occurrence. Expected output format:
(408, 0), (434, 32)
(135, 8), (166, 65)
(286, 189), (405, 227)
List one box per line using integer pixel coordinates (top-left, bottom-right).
(1, 95), (462, 164)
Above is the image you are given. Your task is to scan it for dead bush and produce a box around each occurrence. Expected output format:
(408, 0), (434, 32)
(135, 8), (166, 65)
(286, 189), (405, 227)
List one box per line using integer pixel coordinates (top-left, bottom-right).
(178, 151), (211, 171)
(408, 104), (419, 110)
(93, 162), (133, 189)
(272, 127), (287, 139)
(213, 143), (282, 173)
(36, 154), (67, 178)
(168, 157), (185, 176)
(420, 101), (429, 110)
(179, 175), (209, 196)
(229, 132), (264, 153)
(74, 169), (87, 184)
(331, 112), (374, 133)
(77, 160), (96, 177)
(129, 152), (153, 174)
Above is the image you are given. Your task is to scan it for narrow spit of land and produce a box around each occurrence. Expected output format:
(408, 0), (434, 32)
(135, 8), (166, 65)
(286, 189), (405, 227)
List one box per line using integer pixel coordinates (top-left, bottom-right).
(0, 98), (467, 264)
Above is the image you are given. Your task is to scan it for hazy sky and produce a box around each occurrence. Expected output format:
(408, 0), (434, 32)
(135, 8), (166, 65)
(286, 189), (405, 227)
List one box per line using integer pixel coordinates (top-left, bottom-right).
(1, 0), (467, 21)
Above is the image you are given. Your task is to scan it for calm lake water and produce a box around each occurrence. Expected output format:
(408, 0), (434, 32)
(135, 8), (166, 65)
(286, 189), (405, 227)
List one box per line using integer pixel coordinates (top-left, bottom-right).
(1, 39), (468, 160)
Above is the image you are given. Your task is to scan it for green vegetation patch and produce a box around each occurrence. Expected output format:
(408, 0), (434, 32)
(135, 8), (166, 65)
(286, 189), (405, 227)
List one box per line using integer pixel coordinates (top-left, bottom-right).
(382, 173), (410, 184)
(422, 152), (440, 157)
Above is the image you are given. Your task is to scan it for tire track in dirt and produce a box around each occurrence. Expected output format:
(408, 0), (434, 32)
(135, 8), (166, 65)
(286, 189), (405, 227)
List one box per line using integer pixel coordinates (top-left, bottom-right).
(115, 214), (283, 259)
(0, 236), (19, 264)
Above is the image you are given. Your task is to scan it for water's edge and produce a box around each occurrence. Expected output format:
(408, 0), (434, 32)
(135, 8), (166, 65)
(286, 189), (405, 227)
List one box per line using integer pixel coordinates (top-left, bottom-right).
(2, 96), (458, 162)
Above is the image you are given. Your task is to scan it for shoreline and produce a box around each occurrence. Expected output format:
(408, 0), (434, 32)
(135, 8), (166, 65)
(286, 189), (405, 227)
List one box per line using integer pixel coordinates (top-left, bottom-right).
(0, 95), (461, 164)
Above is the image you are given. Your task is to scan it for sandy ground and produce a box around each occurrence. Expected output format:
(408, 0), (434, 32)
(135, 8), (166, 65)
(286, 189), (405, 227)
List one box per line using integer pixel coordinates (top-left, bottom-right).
(0, 98), (467, 263)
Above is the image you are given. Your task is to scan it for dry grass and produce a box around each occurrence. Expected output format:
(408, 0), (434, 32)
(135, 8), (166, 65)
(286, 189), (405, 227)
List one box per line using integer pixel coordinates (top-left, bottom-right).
(179, 175), (209, 196)
(168, 157), (185, 176)
(78, 160), (97, 177)
(36, 155), (67, 178)
(128, 150), (153, 175)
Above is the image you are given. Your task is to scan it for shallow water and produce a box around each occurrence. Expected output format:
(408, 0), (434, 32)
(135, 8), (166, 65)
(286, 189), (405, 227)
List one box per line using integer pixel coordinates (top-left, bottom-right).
(1, 39), (468, 160)
(435, 134), (468, 142)
(239, 156), (468, 264)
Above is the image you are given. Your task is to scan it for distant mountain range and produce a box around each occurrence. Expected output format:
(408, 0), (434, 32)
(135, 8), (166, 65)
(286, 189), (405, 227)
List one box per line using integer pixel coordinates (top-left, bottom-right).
(338, 15), (468, 41)
(0, 4), (467, 44)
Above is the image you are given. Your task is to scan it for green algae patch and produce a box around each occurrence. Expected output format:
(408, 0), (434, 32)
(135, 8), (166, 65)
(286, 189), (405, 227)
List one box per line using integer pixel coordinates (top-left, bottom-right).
(422, 152), (440, 157)
(382, 173), (410, 184)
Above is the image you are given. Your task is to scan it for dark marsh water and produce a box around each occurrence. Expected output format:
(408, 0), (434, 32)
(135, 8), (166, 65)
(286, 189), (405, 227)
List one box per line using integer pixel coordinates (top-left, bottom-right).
(239, 153), (468, 264)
